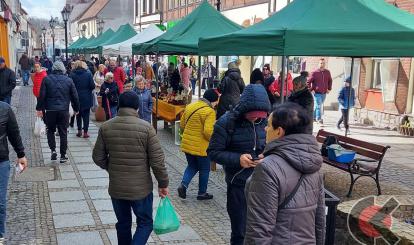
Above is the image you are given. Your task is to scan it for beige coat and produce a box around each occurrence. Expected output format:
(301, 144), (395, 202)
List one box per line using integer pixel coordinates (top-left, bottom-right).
(92, 108), (169, 200)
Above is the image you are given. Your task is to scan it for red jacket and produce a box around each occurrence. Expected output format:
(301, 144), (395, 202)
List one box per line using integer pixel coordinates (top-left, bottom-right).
(269, 73), (293, 97)
(33, 70), (47, 98)
(104, 67), (126, 93)
(308, 69), (332, 94)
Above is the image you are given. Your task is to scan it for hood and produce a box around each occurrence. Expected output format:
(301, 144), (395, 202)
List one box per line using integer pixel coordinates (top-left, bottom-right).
(235, 84), (270, 115)
(74, 68), (87, 75)
(263, 134), (322, 174)
(226, 68), (241, 81)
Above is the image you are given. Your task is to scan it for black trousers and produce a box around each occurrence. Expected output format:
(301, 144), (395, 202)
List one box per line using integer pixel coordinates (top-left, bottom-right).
(76, 108), (90, 132)
(337, 109), (349, 129)
(45, 110), (69, 156)
(227, 184), (247, 245)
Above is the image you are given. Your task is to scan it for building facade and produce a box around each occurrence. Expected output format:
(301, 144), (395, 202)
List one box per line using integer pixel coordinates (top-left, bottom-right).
(134, 0), (161, 31)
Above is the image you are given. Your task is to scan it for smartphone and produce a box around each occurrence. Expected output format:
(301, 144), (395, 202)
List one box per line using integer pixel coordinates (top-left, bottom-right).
(251, 156), (261, 161)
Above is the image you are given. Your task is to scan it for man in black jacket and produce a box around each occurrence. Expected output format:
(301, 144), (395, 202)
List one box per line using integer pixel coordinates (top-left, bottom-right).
(36, 61), (80, 163)
(0, 101), (27, 241)
(0, 57), (16, 105)
(288, 72), (314, 134)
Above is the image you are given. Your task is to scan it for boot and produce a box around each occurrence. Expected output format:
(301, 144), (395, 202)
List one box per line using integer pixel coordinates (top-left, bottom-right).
(76, 130), (82, 137)
(177, 184), (187, 199)
(197, 193), (214, 200)
(83, 131), (90, 138)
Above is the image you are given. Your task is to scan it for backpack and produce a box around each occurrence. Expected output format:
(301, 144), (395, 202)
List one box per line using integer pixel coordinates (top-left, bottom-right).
(321, 135), (339, 157)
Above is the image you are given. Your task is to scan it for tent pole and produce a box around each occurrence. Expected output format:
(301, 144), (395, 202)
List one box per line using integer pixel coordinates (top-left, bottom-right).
(198, 56), (201, 98)
(280, 56), (286, 103)
(155, 53), (159, 133)
(345, 57), (355, 137)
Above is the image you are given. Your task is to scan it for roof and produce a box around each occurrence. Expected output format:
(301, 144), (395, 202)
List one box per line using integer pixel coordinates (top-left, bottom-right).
(78, 0), (110, 22)
(70, 1), (94, 22)
(199, 0), (414, 57)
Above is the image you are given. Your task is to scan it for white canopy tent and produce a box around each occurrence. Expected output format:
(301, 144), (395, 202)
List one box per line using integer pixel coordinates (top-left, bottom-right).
(102, 24), (164, 56)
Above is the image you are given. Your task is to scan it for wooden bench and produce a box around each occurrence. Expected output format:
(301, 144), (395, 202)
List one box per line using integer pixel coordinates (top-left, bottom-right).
(316, 129), (390, 197)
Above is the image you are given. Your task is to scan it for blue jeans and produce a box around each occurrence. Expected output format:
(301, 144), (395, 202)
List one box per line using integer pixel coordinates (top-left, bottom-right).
(0, 96), (11, 105)
(182, 154), (211, 194)
(314, 93), (326, 121)
(0, 161), (10, 238)
(111, 193), (153, 245)
(190, 78), (197, 95)
(104, 105), (118, 120)
(22, 70), (30, 85)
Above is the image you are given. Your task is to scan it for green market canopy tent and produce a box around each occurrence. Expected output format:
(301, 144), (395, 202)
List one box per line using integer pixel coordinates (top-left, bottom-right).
(102, 24), (164, 56)
(199, 0), (414, 57)
(133, 0), (242, 55)
(74, 35), (97, 53)
(67, 37), (87, 52)
(84, 24), (137, 54)
(82, 28), (115, 54)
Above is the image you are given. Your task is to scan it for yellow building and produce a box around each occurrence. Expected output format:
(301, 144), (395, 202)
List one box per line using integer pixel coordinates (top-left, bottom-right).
(0, 16), (10, 67)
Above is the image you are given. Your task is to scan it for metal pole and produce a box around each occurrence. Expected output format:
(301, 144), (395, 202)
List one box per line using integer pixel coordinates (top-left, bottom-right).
(345, 57), (355, 137)
(64, 21), (68, 61)
(215, 0), (220, 84)
(52, 32), (55, 62)
(280, 56), (286, 103)
(198, 56), (201, 98)
(155, 53), (159, 132)
(43, 34), (46, 54)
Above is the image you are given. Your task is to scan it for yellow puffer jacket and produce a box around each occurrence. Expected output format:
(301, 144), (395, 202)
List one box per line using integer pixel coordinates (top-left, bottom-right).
(180, 99), (216, 156)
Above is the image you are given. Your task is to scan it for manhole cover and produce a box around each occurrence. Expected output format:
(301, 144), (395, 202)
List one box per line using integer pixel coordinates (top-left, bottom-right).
(14, 167), (56, 182)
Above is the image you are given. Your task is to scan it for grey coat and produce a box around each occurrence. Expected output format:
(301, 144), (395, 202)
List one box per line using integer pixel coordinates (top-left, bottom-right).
(92, 108), (169, 200)
(244, 134), (325, 245)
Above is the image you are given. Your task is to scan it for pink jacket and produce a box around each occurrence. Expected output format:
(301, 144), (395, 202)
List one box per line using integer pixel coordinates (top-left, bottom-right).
(180, 66), (192, 89)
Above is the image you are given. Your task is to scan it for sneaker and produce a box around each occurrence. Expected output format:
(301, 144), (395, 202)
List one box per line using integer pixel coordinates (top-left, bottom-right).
(51, 151), (57, 161)
(60, 155), (69, 163)
(177, 184), (187, 199)
(83, 132), (90, 138)
(197, 193), (213, 200)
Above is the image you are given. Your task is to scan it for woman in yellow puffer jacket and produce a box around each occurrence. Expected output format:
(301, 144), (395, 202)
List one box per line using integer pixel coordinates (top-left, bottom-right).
(178, 89), (220, 200)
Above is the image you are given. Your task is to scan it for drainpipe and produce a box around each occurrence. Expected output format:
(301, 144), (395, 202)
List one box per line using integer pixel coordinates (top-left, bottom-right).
(406, 59), (414, 114)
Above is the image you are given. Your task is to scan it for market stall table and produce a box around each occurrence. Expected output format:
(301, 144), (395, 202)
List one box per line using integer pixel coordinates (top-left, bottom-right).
(152, 97), (186, 130)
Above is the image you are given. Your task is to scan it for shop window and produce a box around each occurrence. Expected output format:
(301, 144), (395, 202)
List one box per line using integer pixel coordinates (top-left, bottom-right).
(143, 0), (147, 14)
(371, 59), (399, 102)
(181, 0), (186, 6)
(155, 0), (159, 11)
(175, 0), (179, 8)
(135, 0), (139, 16)
(149, 0), (153, 13)
(169, 0), (174, 9)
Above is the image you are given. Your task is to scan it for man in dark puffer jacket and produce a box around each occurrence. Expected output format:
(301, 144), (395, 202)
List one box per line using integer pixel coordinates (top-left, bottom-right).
(208, 84), (270, 245)
(216, 62), (245, 119)
(36, 61), (80, 163)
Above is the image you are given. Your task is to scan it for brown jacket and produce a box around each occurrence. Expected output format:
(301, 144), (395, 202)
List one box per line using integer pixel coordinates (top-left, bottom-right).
(245, 134), (325, 245)
(92, 108), (169, 200)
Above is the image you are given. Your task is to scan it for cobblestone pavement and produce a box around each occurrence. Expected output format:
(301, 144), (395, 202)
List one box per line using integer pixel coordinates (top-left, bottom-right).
(5, 85), (414, 244)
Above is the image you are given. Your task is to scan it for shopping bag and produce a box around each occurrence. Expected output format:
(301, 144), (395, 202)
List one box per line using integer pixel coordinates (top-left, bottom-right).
(69, 103), (74, 117)
(91, 92), (98, 112)
(153, 196), (180, 235)
(34, 117), (45, 136)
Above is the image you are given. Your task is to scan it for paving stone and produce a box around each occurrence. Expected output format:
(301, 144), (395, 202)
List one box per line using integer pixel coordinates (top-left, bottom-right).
(69, 146), (91, 152)
(56, 231), (103, 245)
(69, 142), (90, 147)
(51, 200), (90, 214)
(158, 225), (201, 242)
(60, 171), (76, 180)
(88, 189), (110, 200)
(59, 165), (74, 172)
(53, 213), (95, 228)
(84, 178), (109, 187)
(73, 156), (94, 163)
(48, 180), (80, 189)
(106, 229), (154, 244)
(50, 191), (85, 202)
(97, 211), (117, 225)
(79, 170), (108, 179)
(70, 151), (92, 157)
(92, 199), (113, 211)
(76, 164), (101, 171)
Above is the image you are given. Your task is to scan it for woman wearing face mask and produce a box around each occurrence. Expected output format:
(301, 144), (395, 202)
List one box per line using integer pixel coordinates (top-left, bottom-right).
(177, 89), (220, 201)
(244, 102), (325, 245)
(132, 76), (153, 123)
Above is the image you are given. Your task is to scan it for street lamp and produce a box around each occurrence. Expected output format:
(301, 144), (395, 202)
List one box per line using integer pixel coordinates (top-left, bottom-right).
(41, 27), (47, 54)
(80, 24), (87, 37)
(61, 4), (72, 61)
(97, 19), (105, 35)
(49, 16), (58, 61)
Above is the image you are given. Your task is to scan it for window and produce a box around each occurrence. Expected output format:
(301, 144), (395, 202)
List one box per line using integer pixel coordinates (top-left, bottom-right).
(181, 0), (186, 6)
(169, 0), (174, 9)
(371, 59), (399, 102)
(155, 0), (159, 11)
(175, 0), (179, 8)
(143, 0), (147, 13)
(188, 0), (194, 4)
(135, 0), (139, 16)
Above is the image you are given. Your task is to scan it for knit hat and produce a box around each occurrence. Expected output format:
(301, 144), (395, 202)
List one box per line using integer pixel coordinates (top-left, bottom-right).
(345, 77), (352, 83)
(52, 61), (67, 74)
(203, 89), (219, 103)
(119, 91), (139, 110)
(228, 62), (238, 69)
(250, 68), (264, 84)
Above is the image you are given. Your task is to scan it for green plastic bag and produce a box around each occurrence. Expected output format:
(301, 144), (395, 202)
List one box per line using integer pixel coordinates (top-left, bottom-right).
(154, 196), (180, 235)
